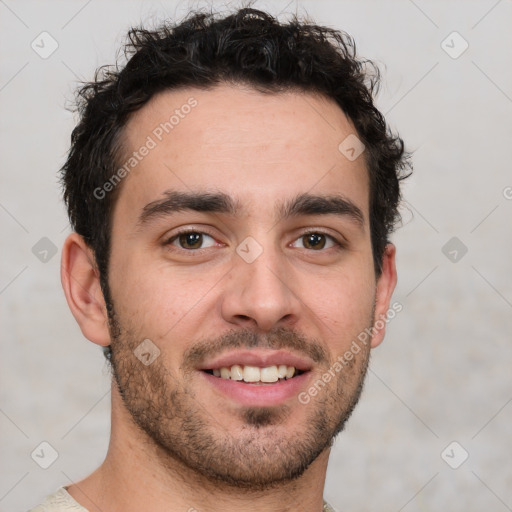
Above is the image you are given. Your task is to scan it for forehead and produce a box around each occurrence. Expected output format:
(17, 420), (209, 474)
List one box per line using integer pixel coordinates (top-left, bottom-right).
(114, 84), (369, 224)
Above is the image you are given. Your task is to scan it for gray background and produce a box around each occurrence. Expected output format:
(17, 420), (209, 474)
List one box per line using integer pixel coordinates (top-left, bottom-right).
(1, 0), (511, 510)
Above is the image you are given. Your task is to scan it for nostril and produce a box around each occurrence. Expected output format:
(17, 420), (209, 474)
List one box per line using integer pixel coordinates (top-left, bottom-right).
(235, 315), (252, 322)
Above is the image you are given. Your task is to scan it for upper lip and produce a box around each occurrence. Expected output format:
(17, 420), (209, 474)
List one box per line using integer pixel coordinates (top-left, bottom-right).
(198, 349), (314, 372)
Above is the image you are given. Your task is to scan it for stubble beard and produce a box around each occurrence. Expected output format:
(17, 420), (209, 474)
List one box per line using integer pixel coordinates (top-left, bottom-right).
(106, 301), (372, 491)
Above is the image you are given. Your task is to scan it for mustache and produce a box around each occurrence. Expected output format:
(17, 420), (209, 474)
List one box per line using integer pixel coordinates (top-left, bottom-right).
(182, 326), (329, 369)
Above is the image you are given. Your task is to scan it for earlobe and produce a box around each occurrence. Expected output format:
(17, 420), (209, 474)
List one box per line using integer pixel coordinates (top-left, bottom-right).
(370, 243), (397, 348)
(60, 233), (111, 347)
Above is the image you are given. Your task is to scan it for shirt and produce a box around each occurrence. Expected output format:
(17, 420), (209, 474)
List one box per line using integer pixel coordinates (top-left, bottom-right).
(28, 486), (337, 512)
(28, 487), (88, 511)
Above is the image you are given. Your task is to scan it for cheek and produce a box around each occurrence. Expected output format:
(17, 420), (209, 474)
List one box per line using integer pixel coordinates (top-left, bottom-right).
(108, 251), (221, 340)
(307, 265), (375, 350)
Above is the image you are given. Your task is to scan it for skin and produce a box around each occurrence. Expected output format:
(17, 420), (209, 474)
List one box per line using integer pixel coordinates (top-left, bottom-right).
(61, 84), (397, 512)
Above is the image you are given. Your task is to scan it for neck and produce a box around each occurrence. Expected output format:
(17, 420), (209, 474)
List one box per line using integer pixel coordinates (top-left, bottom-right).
(66, 385), (330, 512)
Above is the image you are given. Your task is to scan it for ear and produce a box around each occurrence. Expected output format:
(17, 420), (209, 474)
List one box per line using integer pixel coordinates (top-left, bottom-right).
(61, 232), (111, 347)
(370, 243), (397, 348)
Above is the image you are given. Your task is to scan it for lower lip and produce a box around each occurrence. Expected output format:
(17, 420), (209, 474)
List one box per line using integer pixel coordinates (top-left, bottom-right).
(200, 371), (311, 407)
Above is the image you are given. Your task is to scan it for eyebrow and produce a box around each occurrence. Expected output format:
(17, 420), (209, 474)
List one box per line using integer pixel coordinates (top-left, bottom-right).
(138, 191), (240, 226)
(137, 190), (365, 229)
(278, 193), (364, 227)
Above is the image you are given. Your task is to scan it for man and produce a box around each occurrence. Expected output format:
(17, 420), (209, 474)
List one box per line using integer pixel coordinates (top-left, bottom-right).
(30, 7), (410, 512)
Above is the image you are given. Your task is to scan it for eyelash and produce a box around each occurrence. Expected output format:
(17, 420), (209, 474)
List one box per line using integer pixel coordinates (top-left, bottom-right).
(164, 229), (344, 252)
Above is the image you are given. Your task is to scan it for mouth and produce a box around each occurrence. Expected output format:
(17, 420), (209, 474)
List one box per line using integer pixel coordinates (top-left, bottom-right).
(203, 364), (306, 384)
(198, 350), (313, 406)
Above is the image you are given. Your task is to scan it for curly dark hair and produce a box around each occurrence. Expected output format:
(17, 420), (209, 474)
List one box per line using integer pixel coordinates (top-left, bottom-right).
(61, 7), (411, 360)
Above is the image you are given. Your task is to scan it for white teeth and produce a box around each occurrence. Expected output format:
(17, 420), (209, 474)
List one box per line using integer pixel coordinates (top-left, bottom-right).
(260, 366), (278, 383)
(211, 364), (298, 382)
(243, 365), (261, 383)
(230, 364), (244, 381)
(277, 364), (288, 378)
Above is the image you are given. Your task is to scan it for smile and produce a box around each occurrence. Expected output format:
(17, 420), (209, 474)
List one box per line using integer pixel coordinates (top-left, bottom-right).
(198, 349), (314, 405)
(204, 364), (305, 384)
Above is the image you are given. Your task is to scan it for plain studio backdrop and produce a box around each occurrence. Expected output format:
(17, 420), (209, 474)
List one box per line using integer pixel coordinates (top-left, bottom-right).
(1, 1), (511, 510)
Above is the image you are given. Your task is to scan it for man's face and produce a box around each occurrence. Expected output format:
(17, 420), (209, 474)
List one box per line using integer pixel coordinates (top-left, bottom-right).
(105, 84), (390, 487)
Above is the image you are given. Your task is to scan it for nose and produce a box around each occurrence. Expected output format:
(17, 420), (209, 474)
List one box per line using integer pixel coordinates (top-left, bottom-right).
(220, 244), (301, 332)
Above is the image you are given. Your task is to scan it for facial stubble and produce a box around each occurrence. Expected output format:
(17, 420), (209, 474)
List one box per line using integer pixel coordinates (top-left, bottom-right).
(107, 303), (372, 491)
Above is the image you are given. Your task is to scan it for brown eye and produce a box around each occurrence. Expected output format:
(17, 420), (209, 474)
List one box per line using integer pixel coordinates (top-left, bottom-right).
(290, 232), (340, 251)
(169, 232), (217, 250)
(303, 233), (326, 249)
(179, 232), (203, 249)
